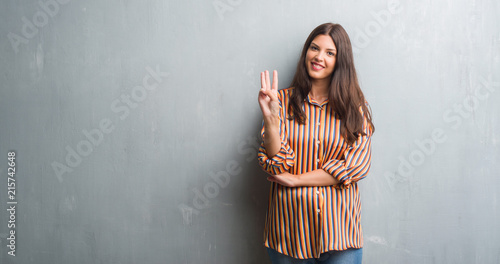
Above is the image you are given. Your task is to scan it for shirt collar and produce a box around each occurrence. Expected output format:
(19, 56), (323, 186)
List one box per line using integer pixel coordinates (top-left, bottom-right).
(305, 93), (329, 107)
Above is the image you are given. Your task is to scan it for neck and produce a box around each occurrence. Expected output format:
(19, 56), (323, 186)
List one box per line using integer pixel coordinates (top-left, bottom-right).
(310, 78), (329, 99)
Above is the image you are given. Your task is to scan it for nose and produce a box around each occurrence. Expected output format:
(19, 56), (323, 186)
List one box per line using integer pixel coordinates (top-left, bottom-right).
(314, 51), (324, 61)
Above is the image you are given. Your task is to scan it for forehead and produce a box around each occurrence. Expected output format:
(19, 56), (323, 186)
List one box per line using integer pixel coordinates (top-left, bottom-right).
(311, 34), (336, 49)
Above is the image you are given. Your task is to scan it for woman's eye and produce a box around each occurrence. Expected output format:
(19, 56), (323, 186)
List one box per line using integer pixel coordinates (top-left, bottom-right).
(310, 46), (318, 50)
(328, 52), (335, 56)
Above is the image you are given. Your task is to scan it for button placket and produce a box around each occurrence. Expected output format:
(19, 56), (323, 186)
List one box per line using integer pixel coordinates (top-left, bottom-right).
(317, 106), (325, 167)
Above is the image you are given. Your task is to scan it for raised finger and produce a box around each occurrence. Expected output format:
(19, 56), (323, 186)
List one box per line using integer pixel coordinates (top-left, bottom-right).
(272, 70), (278, 91)
(260, 72), (266, 90)
(265, 70), (270, 91)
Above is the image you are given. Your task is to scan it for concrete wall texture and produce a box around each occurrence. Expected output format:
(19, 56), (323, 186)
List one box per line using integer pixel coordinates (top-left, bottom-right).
(1, 0), (499, 263)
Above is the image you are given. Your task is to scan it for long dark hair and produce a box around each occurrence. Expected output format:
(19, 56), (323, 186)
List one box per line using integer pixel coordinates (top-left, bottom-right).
(288, 23), (374, 144)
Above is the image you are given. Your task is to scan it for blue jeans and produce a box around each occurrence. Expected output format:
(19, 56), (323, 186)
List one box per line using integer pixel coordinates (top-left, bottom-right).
(266, 247), (362, 264)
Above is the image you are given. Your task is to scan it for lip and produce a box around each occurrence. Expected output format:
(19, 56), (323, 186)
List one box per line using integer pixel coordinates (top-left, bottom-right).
(311, 62), (324, 71)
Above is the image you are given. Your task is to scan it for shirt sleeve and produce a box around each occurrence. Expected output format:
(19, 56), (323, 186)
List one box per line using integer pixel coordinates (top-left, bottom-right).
(321, 110), (373, 189)
(257, 95), (295, 175)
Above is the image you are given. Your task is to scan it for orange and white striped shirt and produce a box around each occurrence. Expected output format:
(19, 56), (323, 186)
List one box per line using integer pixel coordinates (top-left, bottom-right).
(258, 87), (373, 259)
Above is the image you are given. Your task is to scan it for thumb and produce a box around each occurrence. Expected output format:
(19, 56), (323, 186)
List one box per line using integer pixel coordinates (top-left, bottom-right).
(263, 89), (278, 102)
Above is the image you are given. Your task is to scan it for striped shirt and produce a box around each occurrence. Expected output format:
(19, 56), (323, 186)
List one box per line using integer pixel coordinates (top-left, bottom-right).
(257, 87), (373, 259)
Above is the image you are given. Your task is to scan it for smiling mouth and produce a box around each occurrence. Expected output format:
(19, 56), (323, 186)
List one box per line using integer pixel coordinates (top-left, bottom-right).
(311, 62), (324, 70)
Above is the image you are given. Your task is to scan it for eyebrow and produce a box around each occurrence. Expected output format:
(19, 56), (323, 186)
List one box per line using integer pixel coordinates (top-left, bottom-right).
(311, 42), (336, 52)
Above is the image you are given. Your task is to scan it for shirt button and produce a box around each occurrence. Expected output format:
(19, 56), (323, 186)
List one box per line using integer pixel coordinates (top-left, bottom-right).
(316, 140), (320, 145)
(317, 159), (320, 163)
(317, 209), (321, 213)
(317, 123), (321, 126)
(316, 190), (320, 194)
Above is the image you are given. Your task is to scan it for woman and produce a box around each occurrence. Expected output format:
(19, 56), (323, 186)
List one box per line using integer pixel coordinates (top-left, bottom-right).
(257, 23), (375, 264)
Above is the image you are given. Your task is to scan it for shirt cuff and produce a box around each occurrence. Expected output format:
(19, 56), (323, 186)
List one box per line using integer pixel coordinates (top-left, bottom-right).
(258, 142), (295, 175)
(321, 159), (352, 189)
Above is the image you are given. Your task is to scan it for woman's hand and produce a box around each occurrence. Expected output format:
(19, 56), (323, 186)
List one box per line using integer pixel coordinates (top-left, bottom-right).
(266, 172), (299, 187)
(258, 70), (280, 119)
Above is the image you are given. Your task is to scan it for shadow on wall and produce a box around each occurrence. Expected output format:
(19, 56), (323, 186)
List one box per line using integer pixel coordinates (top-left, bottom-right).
(176, 112), (271, 262)
(177, 114), (269, 226)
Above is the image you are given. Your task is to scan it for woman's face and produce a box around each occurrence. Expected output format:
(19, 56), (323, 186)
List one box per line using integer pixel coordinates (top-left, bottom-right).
(305, 34), (337, 81)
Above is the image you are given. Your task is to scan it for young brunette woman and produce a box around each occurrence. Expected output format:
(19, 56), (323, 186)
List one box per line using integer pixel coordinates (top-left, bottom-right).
(257, 23), (375, 264)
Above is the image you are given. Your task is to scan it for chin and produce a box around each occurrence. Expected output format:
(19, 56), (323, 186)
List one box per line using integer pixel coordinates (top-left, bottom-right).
(308, 72), (325, 80)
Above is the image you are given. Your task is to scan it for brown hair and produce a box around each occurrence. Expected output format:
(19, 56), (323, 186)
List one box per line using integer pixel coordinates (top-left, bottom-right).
(288, 23), (375, 144)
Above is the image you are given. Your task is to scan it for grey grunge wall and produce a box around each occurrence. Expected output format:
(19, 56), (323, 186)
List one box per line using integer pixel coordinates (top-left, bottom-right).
(1, 0), (499, 263)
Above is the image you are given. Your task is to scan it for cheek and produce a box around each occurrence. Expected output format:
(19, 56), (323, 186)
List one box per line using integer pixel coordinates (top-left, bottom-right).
(328, 58), (336, 70)
(305, 52), (314, 63)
